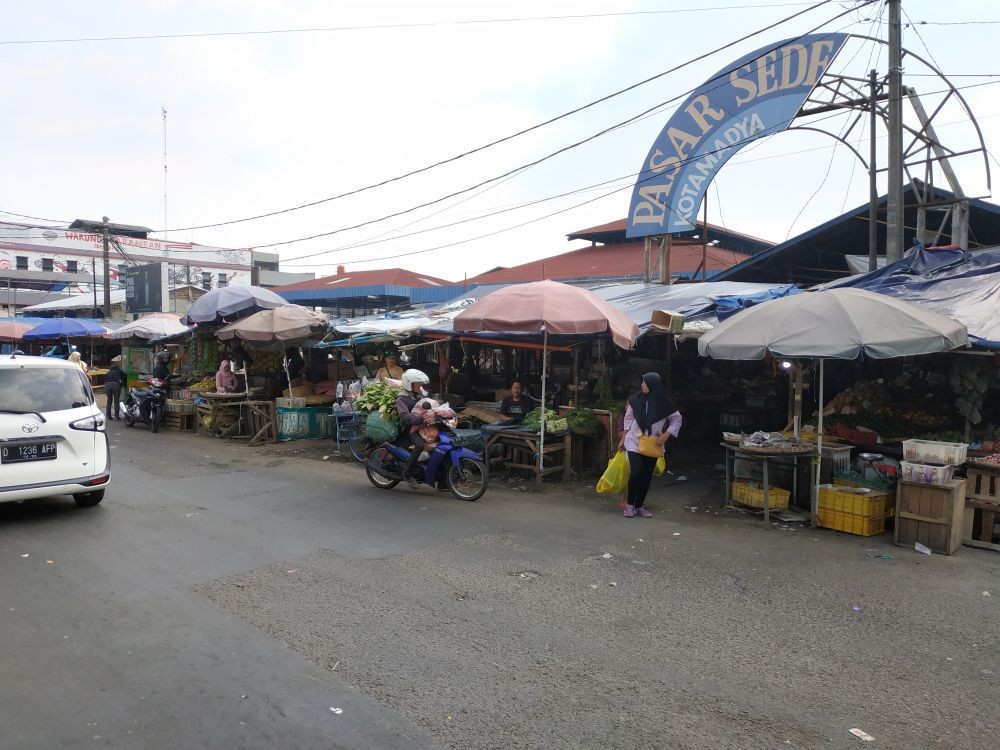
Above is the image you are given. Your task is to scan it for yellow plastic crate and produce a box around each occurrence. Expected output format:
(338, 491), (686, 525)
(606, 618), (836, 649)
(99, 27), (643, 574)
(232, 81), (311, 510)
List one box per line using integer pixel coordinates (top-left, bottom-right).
(819, 486), (890, 518)
(833, 479), (895, 514)
(731, 481), (790, 510)
(818, 507), (886, 537)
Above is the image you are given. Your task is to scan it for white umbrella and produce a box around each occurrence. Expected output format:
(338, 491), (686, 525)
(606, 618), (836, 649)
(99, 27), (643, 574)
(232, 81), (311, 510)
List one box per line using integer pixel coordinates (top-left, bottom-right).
(698, 288), (968, 524)
(109, 313), (189, 341)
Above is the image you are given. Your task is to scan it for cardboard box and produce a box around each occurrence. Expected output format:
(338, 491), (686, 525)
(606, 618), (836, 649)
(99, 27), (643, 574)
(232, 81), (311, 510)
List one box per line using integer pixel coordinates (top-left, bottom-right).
(650, 309), (684, 333)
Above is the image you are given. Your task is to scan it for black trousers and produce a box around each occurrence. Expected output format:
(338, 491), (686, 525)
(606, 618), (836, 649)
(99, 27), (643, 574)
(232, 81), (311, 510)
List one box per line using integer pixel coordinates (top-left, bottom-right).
(403, 433), (427, 477)
(105, 383), (122, 418)
(626, 451), (659, 508)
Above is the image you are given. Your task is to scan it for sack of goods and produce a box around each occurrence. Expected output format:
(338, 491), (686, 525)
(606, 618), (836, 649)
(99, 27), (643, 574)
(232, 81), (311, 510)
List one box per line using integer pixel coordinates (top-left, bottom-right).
(365, 411), (399, 443)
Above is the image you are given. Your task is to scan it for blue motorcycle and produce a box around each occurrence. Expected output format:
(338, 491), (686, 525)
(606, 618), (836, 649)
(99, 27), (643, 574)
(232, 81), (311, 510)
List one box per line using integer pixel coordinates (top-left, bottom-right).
(365, 425), (488, 501)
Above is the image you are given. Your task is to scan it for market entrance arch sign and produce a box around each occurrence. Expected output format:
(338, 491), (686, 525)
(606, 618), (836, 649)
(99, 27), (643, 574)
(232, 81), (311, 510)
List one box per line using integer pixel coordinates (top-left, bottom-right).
(626, 33), (848, 237)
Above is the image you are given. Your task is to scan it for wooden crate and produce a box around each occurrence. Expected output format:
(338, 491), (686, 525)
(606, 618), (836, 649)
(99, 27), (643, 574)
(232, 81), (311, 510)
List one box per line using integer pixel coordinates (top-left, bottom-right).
(963, 463), (1000, 552)
(164, 412), (195, 432)
(895, 479), (966, 555)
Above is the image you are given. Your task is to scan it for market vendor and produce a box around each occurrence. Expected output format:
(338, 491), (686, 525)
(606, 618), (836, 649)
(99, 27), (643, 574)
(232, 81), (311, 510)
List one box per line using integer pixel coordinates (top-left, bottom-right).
(498, 380), (529, 424)
(215, 359), (238, 393)
(376, 353), (404, 382)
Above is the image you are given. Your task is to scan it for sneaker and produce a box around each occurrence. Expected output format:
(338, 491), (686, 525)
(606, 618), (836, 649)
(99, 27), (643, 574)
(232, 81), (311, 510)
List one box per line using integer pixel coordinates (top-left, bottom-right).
(623, 504), (636, 518)
(636, 507), (653, 518)
(406, 477), (420, 489)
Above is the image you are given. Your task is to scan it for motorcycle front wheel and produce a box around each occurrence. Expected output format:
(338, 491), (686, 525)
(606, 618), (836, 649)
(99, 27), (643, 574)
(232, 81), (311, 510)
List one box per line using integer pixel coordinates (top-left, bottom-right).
(448, 457), (487, 501)
(124, 412), (135, 427)
(365, 445), (400, 489)
(150, 405), (161, 433)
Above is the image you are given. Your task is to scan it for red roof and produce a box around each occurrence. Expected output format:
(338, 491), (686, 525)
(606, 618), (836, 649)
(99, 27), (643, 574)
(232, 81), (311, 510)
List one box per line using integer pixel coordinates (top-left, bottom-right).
(274, 267), (454, 292)
(465, 241), (747, 285)
(567, 218), (773, 245)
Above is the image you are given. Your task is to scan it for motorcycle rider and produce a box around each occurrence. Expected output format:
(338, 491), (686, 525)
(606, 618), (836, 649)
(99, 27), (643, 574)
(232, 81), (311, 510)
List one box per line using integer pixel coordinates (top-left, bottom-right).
(395, 369), (437, 488)
(152, 350), (172, 381)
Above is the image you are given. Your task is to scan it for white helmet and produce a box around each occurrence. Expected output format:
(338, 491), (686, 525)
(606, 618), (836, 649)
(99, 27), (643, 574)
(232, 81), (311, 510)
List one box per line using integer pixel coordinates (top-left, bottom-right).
(401, 368), (430, 392)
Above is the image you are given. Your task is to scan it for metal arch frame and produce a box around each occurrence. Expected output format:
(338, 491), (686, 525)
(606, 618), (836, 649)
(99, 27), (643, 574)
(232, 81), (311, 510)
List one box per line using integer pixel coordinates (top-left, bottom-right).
(787, 34), (991, 249)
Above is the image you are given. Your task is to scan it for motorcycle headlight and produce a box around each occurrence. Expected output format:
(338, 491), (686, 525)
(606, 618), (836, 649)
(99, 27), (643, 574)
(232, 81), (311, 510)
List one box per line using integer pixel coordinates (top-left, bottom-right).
(70, 414), (107, 432)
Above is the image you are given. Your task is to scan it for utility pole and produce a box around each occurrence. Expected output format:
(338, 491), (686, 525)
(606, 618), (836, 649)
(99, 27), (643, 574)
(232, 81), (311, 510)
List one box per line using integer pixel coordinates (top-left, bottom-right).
(162, 106), (169, 242)
(886, 0), (904, 261)
(101, 216), (111, 318)
(91, 259), (98, 316)
(869, 68), (879, 271)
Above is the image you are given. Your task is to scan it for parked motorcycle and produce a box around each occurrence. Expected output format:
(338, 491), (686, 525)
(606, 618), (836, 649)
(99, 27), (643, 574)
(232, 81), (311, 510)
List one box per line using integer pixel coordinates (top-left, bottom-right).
(122, 376), (170, 433)
(365, 424), (488, 501)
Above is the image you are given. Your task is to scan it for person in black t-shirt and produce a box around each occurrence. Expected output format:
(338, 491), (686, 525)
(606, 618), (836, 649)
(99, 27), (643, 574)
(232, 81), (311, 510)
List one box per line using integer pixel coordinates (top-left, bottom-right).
(499, 380), (529, 424)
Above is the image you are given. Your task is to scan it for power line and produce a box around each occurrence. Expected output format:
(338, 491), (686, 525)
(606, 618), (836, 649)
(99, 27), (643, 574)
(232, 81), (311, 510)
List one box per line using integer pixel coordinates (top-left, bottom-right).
(233, 6), (876, 251)
(153, 0), (851, 233)
(0, 3), (822, 47)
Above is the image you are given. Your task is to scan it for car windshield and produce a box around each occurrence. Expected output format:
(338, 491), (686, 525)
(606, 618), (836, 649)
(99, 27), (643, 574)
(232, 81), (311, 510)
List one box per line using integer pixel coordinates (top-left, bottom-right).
(0, 367), (93, 412)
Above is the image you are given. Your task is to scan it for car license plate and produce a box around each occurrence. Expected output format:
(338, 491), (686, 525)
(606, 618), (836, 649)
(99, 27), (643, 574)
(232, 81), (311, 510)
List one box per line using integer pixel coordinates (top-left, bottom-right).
(1, 442), (58, 463)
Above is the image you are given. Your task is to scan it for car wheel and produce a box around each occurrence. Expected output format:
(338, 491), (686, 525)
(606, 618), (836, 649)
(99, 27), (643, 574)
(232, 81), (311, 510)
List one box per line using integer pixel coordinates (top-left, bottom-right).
(73, 489), (105, 506)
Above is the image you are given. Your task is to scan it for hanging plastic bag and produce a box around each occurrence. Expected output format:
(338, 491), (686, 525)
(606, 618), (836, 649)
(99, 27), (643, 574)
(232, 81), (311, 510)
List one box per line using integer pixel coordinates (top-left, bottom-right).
(596, 451), (630, 494)
(653, 456), (666, 477)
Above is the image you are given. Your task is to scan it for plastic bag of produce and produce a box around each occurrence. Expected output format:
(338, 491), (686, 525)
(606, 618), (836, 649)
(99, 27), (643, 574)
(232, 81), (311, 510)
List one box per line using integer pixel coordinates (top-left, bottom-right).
(653, 456), (666, 477)
(596, 452), (630, 495)
(365, 411), (399, 442)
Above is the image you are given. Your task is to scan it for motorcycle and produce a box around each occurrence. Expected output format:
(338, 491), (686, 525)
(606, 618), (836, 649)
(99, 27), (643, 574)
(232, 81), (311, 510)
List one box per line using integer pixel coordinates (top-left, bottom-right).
(122, 376), (170, 433)
(365, 422), (488, 501)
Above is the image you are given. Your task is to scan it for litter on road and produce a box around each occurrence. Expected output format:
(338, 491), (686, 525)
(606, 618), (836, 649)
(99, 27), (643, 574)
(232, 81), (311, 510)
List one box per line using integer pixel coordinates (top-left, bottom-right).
(849, 727), (875, 741)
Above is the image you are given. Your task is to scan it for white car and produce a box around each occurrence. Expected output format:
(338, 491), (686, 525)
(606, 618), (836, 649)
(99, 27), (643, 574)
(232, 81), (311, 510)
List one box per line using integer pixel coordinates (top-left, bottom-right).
(0, 353), (110, 506)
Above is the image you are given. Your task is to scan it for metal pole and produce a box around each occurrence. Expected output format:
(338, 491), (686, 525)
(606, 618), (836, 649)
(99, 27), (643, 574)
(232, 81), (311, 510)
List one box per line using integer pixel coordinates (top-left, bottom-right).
(642, 237), (651, 282)
(869, 68), (879, 271)
(102, 216), (111, 318)
(702, 198), (709, 280)
(91, 259), (98, 316)
(886, 0), (904, 261)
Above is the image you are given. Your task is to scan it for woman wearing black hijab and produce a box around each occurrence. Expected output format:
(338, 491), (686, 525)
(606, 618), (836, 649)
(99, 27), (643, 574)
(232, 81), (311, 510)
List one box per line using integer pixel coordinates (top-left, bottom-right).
(620, 372), (682, 518)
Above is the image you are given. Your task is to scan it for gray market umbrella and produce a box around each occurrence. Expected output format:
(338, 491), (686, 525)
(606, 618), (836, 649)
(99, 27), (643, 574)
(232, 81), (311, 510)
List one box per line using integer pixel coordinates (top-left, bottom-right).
(697, 288), (968, 524)
(179, 285), (286, 326)
(216, 304), (328, 343)
(109, 313), (189, 341)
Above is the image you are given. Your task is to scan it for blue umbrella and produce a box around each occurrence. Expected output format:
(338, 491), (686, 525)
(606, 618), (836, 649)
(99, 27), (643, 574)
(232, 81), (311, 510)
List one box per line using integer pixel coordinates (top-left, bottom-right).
(22, 318), (108, 340)
(180, 285), (285, 326)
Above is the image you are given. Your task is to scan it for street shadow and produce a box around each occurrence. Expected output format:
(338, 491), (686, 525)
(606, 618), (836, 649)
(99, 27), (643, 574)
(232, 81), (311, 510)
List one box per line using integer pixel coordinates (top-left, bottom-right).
(0, 496), (102, 525)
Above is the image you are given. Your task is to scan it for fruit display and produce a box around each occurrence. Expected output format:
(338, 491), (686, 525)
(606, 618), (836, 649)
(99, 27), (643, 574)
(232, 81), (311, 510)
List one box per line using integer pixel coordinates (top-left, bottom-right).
(971, 453), (1000, 466)
(246, 348), (286, 375)
(188, 377), (217, 393)
(823, 380), (890, 416)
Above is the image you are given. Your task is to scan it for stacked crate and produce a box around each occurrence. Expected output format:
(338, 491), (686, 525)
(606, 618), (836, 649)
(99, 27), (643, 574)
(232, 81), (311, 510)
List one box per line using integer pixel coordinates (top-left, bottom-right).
(895, 440), (969, 555)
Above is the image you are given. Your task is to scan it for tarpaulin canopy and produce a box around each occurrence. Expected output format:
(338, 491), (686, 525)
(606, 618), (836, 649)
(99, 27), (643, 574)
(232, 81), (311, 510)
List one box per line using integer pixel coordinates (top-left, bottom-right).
(828, 245), (1000, 348)
(109, 313), (189, 341)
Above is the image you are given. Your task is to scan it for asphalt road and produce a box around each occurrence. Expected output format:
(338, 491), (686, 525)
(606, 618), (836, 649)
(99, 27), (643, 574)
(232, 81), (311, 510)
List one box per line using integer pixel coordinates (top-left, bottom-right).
(1, 422), (998, 749)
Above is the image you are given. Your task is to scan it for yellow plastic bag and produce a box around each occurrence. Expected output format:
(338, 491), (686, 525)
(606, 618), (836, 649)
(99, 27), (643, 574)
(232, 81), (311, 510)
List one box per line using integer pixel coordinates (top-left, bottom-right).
(653, 456), (666, 477)
(596, 451), (630, 494)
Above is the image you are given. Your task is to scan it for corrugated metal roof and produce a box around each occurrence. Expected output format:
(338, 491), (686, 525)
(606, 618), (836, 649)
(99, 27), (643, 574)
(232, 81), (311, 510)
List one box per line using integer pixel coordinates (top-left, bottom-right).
(274, 268), (454, 293)
(465, 241), (747, 285)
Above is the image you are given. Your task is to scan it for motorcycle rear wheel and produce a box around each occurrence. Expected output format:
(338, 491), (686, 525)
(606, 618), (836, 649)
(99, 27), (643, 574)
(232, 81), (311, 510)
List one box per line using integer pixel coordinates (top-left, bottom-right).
(124, 413), (135, 427)
(365, 445), (400, 489)
(448, 457), (487, 501)
(347, 417), (373, 463)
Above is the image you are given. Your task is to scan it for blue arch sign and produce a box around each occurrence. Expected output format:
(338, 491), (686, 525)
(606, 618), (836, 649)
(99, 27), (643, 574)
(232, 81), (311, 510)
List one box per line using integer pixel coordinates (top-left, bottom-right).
(626, 33), (848, 237)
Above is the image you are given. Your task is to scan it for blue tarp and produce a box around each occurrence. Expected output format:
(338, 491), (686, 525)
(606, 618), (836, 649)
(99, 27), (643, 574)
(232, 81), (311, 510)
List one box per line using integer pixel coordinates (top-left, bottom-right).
(420, 281), (800, 341)
(830, 245), (1000, 349)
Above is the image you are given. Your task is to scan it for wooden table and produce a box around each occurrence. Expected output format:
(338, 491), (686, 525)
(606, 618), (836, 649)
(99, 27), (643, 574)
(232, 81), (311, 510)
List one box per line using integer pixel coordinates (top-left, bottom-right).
(196, 393), (249, 438)
(721, 442), (816, 524)
(484, 427), (572, 488)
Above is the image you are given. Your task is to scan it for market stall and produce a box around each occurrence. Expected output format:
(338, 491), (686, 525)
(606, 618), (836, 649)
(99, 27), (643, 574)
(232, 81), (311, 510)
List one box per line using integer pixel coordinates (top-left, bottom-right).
(698, 288), (969, 528)
(453, 280), (639, 487)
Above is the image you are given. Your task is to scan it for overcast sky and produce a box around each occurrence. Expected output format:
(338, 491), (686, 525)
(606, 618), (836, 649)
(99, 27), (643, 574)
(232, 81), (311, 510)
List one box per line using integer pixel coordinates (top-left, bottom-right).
(2, 0), (998, 282)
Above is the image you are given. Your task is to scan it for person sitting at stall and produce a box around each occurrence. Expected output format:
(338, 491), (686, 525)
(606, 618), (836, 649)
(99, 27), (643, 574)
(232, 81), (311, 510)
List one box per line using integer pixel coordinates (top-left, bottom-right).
(215, 359), (238, 393)
(376, 353), (404, 382)
(498, 379), (529, 424)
